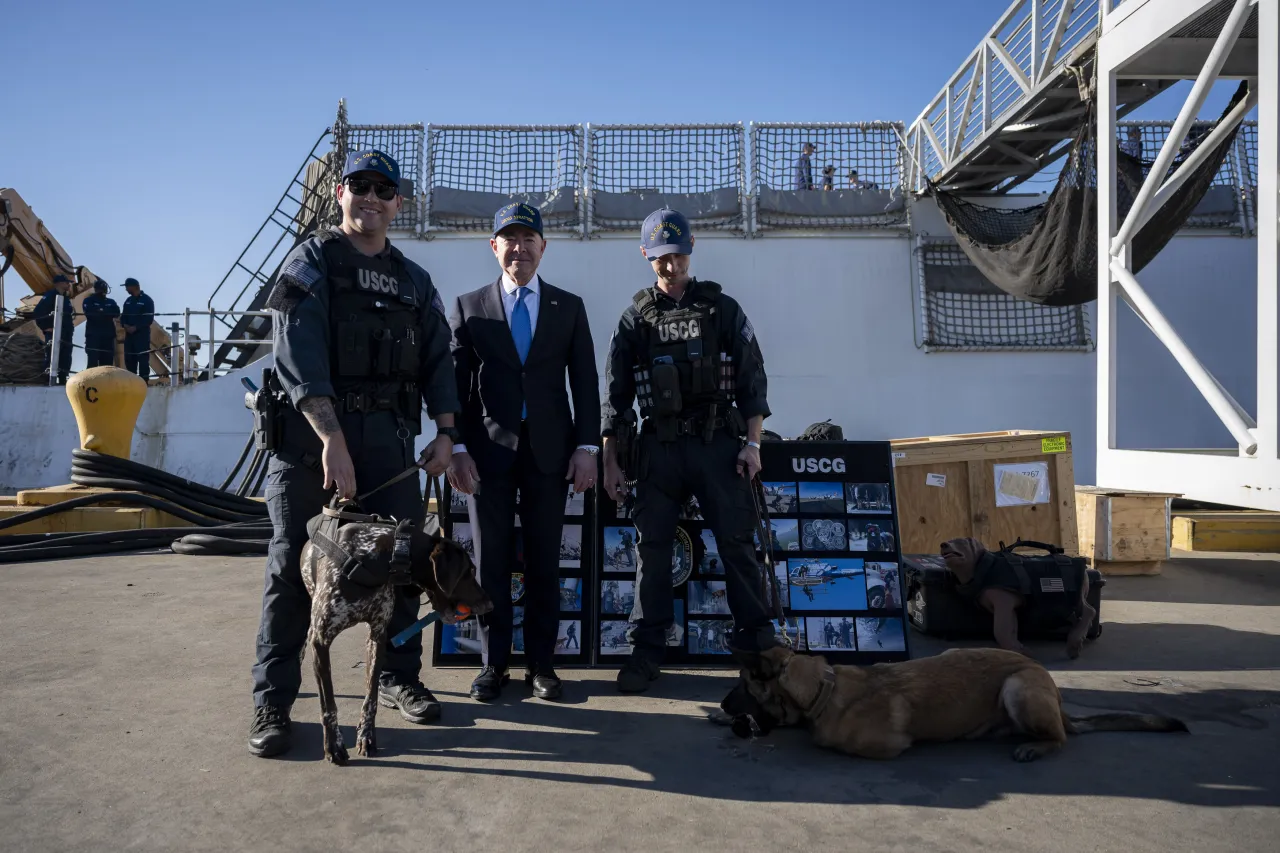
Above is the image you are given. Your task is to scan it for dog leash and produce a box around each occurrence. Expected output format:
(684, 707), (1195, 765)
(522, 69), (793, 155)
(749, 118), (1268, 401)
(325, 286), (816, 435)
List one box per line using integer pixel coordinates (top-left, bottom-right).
(749, 474), (792, 643)
(390, 604), (471, 648)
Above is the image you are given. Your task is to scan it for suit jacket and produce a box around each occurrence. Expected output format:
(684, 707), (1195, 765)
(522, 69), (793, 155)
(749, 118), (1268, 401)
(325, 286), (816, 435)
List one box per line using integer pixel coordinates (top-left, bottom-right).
(449, 276), (600, 476)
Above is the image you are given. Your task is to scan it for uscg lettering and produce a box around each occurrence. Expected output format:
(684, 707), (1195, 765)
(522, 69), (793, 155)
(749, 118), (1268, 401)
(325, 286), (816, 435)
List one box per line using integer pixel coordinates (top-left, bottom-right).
(791, 457), (848, 474)
(656, 318), (700, 343)
(357, 269), (399, 296)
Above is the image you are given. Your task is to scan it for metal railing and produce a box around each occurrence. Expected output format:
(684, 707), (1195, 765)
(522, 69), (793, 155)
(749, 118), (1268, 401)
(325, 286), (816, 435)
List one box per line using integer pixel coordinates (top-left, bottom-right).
(183, 309), (273, 383)
(905, 0), (1103, 191)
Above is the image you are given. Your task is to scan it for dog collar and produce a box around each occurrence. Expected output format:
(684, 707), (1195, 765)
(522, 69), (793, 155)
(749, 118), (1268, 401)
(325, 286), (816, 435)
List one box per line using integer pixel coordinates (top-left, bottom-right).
(803, 665), (837, 721)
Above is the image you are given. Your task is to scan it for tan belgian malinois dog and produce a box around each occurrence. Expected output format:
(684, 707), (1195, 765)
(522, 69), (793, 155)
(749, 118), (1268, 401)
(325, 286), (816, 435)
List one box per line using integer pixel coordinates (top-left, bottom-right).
(722, 646), (1187, 761)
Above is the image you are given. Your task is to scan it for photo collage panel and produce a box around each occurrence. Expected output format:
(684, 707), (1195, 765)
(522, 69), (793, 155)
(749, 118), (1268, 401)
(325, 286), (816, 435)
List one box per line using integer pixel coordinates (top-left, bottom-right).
(595, 490), (728, 663)
(752, 440), (909, 661)
(434, 482), (593, 666)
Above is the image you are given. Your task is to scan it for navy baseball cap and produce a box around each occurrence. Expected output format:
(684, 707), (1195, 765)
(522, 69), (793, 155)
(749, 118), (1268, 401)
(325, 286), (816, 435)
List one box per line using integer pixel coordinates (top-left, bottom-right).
(124, 277), (140, 289)
(493, 202), (543, 237)
(641, 208), (693, 260)
(342, 150), (400, 185)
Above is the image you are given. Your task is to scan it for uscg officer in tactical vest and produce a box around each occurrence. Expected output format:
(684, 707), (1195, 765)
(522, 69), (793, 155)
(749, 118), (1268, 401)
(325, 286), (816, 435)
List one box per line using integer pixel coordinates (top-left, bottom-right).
(32, 274), (76, 384)
(81, 280), (121, 368)
(247, 149), (462, 758)
(600, 208), (777, 693)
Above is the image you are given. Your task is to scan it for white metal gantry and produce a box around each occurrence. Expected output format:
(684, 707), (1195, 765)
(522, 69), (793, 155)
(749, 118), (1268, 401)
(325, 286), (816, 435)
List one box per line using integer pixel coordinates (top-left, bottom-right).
(1097, 0), (1278, 509)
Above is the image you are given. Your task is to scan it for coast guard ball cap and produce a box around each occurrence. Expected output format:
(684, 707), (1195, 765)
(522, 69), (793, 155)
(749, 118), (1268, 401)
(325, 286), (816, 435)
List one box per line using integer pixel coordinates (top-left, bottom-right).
(342, 150), (400, 185)
(641, 208), (693, 260)
(493, 202), (544, 237)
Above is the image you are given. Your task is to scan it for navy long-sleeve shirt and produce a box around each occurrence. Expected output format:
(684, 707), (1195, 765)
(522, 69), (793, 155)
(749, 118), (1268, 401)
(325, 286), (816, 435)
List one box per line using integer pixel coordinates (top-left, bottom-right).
(600, 279), (770, 436)
(269, 233), (461, 419)
(82, 294), (121, 336)
(32, 290), (74, 336)
(121, 292), (155, 332)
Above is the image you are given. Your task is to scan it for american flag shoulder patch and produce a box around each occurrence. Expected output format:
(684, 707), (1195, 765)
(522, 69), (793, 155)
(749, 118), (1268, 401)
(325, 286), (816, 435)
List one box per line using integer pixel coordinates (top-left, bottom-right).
(740, 315), (755, 343)
(1040, 577), (1065, 593)
(430, 290), (446, 317)
(281, 256), (321, 290)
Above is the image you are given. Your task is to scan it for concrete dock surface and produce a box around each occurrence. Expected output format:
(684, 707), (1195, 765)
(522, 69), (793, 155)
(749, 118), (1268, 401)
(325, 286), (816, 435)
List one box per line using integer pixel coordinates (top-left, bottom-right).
(1, 549), (1277, 852)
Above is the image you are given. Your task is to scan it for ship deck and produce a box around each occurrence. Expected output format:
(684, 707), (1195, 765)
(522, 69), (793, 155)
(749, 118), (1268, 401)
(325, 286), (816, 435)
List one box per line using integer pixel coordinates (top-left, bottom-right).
(1, 549), (1277, 851)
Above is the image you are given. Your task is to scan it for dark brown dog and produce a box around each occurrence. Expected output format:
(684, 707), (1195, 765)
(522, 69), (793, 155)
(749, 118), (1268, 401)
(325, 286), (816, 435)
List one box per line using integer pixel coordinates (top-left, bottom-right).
(724, 646), (1186, 762)
(301, 523), (492, 765)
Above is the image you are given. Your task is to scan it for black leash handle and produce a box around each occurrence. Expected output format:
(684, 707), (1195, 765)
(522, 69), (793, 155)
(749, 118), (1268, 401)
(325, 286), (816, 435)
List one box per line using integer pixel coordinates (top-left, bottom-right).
(749, 474), (788, 628)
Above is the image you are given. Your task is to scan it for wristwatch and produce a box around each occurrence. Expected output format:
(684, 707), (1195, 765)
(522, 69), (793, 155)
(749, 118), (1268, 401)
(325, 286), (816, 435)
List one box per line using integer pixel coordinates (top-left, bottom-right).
(437, 426), (462, 443)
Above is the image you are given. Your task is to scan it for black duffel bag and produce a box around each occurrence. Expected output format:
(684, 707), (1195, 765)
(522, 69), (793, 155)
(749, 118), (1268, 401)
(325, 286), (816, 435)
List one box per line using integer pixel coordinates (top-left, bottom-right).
(903, 539), (1104, 641)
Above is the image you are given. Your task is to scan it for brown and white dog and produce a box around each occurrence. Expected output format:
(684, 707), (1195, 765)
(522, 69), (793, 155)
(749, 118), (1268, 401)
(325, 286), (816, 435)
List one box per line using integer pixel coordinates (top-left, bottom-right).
(722, 646), (1187, 762)
(301, 521), (492, 765)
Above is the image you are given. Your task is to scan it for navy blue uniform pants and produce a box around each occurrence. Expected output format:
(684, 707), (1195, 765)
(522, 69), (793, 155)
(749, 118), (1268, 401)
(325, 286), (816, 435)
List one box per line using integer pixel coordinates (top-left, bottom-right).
(628, 429), (775, 659)
(124, 329), (150, 379)
(44, 337), (73, 382)
(250, 411), (427, 710)
(85, 332), (115, 369)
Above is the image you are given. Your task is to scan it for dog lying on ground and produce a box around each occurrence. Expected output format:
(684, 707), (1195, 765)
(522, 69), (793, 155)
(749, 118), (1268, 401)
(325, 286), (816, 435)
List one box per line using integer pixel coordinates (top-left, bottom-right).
(941, 537), (1096, 659)
(721, 646), (1187, 762)
(301, 514), (493, 765)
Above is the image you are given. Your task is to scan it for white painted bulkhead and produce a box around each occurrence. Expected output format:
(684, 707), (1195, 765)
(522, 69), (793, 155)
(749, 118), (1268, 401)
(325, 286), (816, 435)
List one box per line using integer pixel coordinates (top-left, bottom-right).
(0, 197), (1258, 496)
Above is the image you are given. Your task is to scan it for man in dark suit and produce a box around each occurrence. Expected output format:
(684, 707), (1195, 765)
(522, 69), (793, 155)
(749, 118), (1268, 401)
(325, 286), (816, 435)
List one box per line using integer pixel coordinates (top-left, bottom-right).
(448, 202), (600, 702)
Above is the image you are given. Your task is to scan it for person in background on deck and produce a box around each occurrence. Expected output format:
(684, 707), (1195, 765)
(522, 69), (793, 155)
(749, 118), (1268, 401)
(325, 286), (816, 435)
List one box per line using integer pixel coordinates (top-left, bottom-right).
(121, 278), (155, 380)
(32, 274), (75, 384)
(82, 280), (121, 368)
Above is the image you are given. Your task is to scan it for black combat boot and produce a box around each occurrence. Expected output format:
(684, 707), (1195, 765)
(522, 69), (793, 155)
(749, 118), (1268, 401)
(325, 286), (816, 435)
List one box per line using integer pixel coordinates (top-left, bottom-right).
(247, 705), (292, 757)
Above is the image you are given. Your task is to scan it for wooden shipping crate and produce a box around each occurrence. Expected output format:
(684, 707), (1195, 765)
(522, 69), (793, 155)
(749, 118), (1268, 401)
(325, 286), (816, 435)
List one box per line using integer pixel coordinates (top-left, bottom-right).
(889, 430), (1078, 556)
(1172, 512), (1280, 553)
(1075, 487), (1179, 575)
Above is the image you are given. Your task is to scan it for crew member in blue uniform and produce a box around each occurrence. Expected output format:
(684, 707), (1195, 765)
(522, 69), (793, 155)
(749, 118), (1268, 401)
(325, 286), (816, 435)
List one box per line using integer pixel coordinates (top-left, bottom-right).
(247, 149), (462, 758)
(600, 208), (778, 693)
(81, 280), (121, 368)
(32, 274), (75, 384)
(121, 278), (155, 380)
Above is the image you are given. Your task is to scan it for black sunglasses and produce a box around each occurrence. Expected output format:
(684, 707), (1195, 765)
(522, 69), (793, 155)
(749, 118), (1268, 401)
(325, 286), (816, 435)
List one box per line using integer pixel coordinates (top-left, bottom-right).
(344, 177), (398, 201)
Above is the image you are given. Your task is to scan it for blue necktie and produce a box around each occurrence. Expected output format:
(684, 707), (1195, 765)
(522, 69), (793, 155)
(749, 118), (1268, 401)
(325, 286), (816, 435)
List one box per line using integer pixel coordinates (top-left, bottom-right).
(511, 287), (532, 417)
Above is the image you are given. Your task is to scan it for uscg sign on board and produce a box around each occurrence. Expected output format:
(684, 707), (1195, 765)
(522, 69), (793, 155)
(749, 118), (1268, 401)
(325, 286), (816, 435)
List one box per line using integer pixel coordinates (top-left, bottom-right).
(791, 456), (847, 474)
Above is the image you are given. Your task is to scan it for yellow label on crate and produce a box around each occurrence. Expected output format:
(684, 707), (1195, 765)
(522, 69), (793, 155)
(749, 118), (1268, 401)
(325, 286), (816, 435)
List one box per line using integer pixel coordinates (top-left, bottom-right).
(1041, 436), (1067, 454)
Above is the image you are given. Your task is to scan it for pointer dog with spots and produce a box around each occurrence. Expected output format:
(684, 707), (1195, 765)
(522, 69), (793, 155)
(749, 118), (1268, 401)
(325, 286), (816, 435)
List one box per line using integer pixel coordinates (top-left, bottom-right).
(301, 522), (492, 765)
(722, 646), (1187, 762)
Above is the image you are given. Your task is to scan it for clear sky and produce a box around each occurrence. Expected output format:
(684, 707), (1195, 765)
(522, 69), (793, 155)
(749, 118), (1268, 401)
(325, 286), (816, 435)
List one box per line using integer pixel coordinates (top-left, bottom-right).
(2, 0), (1247, 320)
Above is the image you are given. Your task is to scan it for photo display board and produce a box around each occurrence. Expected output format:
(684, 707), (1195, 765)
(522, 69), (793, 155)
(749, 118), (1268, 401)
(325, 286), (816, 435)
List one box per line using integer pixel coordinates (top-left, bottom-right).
(432, 482), (595, 668)
(591, 439), (910, 666)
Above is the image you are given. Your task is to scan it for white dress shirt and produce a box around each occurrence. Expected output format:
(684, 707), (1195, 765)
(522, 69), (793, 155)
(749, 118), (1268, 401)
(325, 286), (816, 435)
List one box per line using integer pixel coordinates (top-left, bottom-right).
(452, 274), (597, 457)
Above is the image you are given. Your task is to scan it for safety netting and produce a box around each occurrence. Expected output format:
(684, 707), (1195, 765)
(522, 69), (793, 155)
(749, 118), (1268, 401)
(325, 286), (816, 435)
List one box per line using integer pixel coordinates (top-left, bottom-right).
(1237, 120), (1260, 235)
(929, 79), (1251, 307)
(587, 125), (744, 231)
(751, 123), (907, 228)
(917, 240), (1092, 351)
(340, 123), (425, 231)
(1116, 120), (1247, 230)
(426, 126), (583, 233)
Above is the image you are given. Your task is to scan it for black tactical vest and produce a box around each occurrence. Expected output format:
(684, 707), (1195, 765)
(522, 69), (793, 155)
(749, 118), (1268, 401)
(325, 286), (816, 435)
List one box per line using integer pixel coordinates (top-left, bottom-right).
(630, 280), (735, 421)
(317, 230), (422, 426)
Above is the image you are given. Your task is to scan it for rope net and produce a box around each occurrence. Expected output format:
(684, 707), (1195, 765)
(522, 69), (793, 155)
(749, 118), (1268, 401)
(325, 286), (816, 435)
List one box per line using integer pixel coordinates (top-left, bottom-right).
(427, 126), (583, 232)
(587, 125), (744, 231)
(751, 123), (906, 229)
(931, 80), (1250, 306)
(1116, 120), (1243, 230)
(919, 241), (1092, 351)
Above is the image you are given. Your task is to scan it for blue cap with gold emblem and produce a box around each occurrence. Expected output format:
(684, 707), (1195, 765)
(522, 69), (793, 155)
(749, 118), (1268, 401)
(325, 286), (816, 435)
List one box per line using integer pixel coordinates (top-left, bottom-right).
(342, 149), (401, 185)
(493, 202), (543, 237)
(641, 208), (693, 260)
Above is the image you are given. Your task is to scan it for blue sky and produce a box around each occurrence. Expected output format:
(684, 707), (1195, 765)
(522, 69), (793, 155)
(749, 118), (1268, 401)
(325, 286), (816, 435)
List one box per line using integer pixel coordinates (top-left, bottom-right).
(2, 0), (1247, 318)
